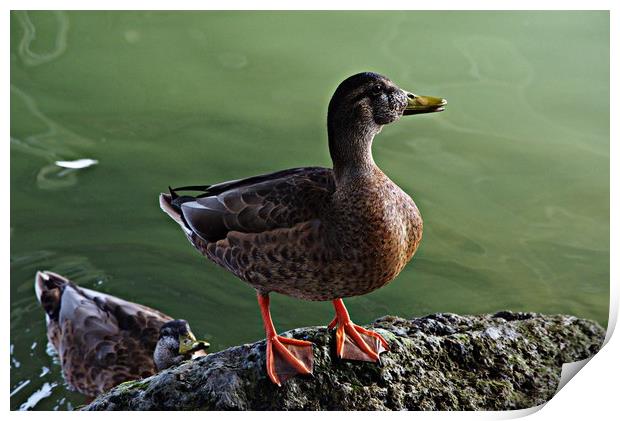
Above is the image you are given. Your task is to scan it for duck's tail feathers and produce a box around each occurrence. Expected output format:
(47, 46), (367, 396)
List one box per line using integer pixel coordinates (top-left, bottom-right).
(159, 192), (193, 235)
(169, 185), (211, 195)
(34, 271), (70, 321)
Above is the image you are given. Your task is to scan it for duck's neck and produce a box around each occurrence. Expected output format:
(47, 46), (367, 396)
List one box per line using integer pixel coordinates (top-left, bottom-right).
(328, 118), (380, 183)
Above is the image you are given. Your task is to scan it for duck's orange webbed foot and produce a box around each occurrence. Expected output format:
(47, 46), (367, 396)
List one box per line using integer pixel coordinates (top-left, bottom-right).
(328, 298), (389, 362)
(258, 293), (314, 386)
(265, 334), (313, 386)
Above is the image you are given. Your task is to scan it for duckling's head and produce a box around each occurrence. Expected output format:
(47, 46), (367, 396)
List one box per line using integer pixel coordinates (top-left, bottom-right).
(327, 72), (446, 175)
(154, 319), (209, 371)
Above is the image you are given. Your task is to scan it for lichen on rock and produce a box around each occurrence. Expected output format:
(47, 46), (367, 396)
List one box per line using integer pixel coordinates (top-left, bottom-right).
(84, 311), (605, 411)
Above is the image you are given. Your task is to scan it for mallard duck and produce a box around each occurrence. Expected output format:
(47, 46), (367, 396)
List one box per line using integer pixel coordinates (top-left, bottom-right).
(34, 271), (209, 397)
(160, 72), (446, 385)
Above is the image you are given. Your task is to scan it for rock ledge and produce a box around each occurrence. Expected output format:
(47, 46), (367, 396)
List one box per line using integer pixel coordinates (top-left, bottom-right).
(84, 311), (605, 410)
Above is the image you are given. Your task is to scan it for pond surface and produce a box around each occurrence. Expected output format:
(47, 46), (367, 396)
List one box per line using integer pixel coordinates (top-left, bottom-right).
(10, 11), (609, 410)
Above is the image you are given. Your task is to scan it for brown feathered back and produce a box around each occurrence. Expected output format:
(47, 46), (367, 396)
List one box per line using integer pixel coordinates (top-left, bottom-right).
(34, 271), (172, 397)
(161, 165), (422, 301)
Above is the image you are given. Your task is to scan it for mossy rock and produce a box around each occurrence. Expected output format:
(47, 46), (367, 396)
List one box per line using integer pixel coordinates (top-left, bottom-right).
(84, 312), (605, 411)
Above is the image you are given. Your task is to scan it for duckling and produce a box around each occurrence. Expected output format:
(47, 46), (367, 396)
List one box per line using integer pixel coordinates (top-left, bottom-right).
(34, 271), (209, 397)
(160, 72), (446, 385)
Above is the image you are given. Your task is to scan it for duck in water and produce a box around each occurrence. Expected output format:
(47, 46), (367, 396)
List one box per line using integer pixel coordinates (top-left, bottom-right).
(160, 72), (446, 385)
(35, 271), (209, 397)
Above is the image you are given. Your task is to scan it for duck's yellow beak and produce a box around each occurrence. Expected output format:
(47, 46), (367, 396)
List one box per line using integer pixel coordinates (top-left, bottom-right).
(178, 331), (210, 355)
(403, 92), (447, 115)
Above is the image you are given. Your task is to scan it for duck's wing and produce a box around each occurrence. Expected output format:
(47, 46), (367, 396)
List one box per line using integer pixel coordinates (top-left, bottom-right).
(63, 286), (172, 394)
(167, 166), (335, 242)
(35, 271), (171, 396)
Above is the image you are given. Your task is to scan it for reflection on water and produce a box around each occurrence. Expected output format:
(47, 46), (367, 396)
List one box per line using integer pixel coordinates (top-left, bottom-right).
(10, 84), (98, 190)
(10, 11), (609, 410)
(18, 382), (58, 411)
(15, 11), (69, 67)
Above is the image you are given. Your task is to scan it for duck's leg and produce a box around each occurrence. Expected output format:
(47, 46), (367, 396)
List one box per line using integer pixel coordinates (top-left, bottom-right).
(257, 292), (314, 386)
(328, 298), (389, 362)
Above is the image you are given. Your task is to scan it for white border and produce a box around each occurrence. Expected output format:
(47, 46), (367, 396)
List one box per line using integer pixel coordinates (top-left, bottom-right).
(4, 1), (616, 418)
(1, 0), (618, 10)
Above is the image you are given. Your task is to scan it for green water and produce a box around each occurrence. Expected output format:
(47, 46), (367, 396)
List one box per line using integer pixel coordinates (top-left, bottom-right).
(10, 11), (609, 410)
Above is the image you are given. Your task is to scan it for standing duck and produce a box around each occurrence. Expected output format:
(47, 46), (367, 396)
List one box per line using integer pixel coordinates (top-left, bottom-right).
(35, 271), (209, 398)
(160, 72), (446, 386)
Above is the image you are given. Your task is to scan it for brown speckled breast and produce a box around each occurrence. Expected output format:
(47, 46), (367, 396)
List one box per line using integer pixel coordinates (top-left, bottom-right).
(182, 166), (422, 301)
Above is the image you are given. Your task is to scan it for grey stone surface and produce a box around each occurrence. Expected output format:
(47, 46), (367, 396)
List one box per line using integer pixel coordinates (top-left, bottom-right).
(84, 311), (605, 411)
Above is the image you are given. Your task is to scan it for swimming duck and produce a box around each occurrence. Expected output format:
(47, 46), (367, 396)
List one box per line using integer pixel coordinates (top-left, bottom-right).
(160, 72), (446, 386)
(34, 271), (209, 397)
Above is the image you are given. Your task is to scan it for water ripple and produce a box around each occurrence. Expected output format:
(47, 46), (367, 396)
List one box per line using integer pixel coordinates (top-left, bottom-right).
(15, 11), (69, 67)
(19, 382), (57, 410)
(10, 84), (98, 190)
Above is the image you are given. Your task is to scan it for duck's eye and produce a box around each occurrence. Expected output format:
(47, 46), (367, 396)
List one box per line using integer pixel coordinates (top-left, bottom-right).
(371, 84), (383, 95)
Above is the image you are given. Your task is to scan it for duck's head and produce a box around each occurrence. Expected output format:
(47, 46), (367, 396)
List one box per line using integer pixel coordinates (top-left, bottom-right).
(154, 319), (209, 371)
(328, 72), (446, 132)
(327, 72), (446, 177)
